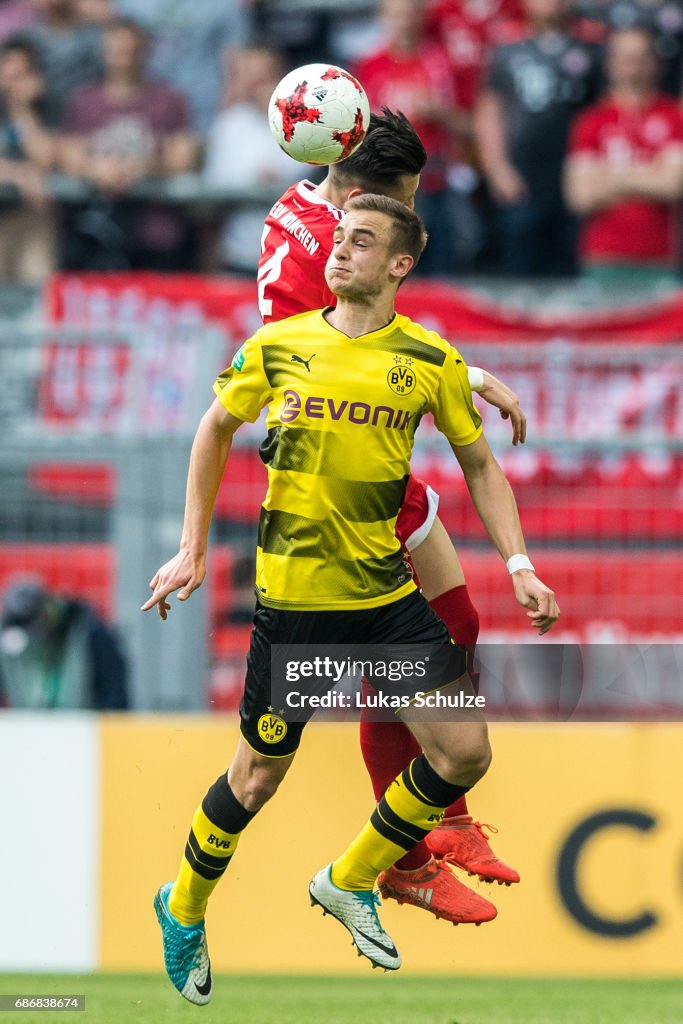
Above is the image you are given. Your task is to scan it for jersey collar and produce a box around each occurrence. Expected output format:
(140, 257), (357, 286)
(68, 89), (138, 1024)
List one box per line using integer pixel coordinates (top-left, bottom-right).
(297, 179), (343, 215)
(320, 308), (398, 341)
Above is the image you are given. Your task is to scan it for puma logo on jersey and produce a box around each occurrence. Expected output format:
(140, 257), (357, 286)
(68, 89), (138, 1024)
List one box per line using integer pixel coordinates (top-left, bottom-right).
(291, 353), (316, 372)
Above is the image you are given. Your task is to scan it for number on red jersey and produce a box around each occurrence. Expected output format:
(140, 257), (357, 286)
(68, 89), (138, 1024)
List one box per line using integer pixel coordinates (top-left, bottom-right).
(257, 181), (340, 323)
(258, 227), (290, 321)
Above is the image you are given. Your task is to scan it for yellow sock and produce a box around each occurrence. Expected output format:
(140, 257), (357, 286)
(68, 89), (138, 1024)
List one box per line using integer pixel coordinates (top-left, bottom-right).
(331, 759), (457, 891)
(167, 774), (255, 925)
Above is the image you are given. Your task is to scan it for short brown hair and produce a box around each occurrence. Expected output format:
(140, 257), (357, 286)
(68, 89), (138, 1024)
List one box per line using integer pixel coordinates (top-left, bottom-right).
(345, 193), (428, 267)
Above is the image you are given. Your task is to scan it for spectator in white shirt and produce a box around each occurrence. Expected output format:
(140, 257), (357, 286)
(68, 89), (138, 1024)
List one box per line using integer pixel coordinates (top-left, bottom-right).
(203, 45), (296, 273)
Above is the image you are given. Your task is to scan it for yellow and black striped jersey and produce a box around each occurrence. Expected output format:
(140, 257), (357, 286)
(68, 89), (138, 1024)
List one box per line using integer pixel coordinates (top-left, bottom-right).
(213, 309), (481, 611)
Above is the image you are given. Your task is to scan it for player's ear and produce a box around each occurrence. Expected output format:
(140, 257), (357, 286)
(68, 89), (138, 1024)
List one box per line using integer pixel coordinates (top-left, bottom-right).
(390, 253), (414, 282)
(346, 186), (364, 202)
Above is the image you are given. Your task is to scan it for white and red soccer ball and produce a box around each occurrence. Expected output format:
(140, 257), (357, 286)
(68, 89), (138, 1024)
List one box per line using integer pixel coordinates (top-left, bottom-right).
(268, 63), (371, 165)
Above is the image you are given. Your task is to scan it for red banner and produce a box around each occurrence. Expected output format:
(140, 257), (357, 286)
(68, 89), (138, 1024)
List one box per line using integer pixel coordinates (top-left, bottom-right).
(42, 273), (683, 442)
(45, 272), (683, 342)
(396, 281), (683, 342)
(41, 274), (260, 430)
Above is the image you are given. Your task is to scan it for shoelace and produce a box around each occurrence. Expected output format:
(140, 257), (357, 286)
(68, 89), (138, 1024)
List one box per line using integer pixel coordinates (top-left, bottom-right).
(441, 821), (499, 867)
(170, 925), (205, 973)
(471, 821), (499, 841)
(353, 890), (385, 936)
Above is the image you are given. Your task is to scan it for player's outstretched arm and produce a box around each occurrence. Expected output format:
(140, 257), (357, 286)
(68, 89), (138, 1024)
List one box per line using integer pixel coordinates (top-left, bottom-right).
(141, 400), (244, 620)
(473, 368), (526, 446)
(452, 434), (560, 634)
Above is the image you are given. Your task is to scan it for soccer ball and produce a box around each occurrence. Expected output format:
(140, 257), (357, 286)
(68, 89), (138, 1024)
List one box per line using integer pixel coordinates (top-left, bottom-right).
(268, 63), (371, 165)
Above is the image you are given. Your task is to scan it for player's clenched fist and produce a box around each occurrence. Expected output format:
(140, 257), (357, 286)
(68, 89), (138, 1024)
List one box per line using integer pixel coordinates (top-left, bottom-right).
(141, 549), (206, 620)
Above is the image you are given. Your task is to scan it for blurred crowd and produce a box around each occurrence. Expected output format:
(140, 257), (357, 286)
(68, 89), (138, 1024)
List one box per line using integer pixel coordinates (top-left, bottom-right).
(0, 578), (129, 709)
(1, 0), (683, 282)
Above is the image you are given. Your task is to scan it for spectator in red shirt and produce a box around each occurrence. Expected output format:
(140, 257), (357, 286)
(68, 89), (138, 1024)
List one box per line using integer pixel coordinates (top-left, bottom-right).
(427, 0), (524, 112)
(57, 17), (199, 270)
(564, 26), (683, 286)
(355, 0), (483, 274)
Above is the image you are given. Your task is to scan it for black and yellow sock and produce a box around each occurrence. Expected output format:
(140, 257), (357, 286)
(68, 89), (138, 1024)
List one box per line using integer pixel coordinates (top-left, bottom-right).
(331, 755), (470, 891)
(168, 774), (255, 925)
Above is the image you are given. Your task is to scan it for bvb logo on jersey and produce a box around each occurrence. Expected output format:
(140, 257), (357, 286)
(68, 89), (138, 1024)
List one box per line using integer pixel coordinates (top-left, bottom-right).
(258, 712), (288, 744)
(387, 356), (416, 396)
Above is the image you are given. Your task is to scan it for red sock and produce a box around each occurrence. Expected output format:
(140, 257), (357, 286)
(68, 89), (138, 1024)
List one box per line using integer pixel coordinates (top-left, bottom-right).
(359, 683), (421, 800)
(429, 583), (479, 649)
(428, 586), (481, 818)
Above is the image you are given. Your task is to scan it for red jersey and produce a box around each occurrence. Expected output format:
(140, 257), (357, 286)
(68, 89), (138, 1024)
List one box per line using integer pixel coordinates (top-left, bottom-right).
(258, 179), (342, 323)
(354, 44), (458, 191)
(256, 179), (439, 550)
(569, 95), (683, 263)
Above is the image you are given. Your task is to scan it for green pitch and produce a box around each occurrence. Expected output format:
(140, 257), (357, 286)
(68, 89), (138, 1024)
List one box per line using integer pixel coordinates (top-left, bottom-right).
(1, 975), (681, 1024)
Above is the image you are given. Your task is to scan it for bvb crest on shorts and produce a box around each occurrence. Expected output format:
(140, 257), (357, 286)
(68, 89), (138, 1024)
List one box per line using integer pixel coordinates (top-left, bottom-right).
(387, 355), (416, 396)
(258, 711), (288, 744)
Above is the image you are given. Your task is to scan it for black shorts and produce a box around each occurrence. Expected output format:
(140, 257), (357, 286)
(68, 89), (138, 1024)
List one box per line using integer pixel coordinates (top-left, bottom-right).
(240, 589), (462, 758)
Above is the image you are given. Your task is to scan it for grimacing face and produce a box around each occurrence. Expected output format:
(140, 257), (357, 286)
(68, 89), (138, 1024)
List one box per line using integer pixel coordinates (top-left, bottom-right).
(325, 209), (411, 300)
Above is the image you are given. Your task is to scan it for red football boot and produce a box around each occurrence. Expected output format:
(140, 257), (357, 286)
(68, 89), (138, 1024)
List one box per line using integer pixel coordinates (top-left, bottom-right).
(377, 855), (497, 925)
(426, 816), (521, 885)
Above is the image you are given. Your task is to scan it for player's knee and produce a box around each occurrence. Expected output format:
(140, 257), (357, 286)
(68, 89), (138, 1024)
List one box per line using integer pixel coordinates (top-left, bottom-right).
(467, 735), (492, 782)
(429, 728), (491, 786)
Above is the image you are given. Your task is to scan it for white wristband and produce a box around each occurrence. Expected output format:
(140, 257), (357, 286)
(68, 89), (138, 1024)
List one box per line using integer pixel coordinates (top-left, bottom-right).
(468, 365), (485, 392)
(506, 553), (535, 574)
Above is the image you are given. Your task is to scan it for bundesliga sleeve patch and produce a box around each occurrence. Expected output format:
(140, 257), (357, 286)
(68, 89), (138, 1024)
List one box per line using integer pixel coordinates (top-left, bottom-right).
(232, 345), (246, 371)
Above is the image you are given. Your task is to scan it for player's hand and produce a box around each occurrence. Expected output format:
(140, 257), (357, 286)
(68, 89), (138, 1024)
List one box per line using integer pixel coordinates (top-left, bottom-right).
(478, 370), (527, 445)
(140, 548), (206, 621)
(510, 571), (560, 635)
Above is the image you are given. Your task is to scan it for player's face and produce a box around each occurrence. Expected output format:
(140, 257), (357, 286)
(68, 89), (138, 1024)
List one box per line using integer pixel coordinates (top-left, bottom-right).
(378, 173), (421, 211)
(326, 210), (408, 299)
